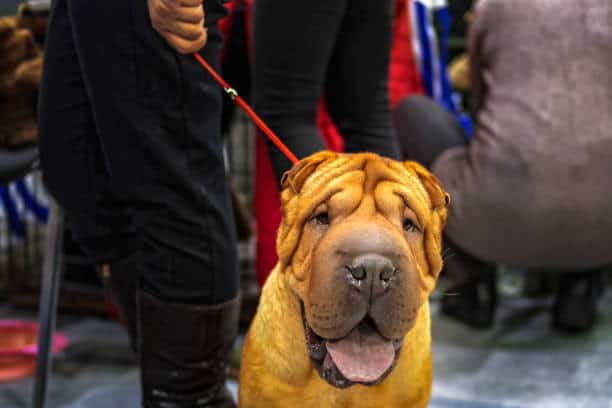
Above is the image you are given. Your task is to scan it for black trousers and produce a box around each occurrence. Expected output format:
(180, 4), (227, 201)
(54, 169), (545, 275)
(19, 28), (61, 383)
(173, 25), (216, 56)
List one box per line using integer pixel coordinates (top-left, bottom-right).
(253, 0), (400, 183)
(393, 95), (468, 168)
(38, 0), (238, 304)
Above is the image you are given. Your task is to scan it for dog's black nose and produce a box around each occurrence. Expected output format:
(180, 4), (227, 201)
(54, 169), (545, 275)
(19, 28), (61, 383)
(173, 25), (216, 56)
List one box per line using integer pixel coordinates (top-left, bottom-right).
(346, 254), (397, 296)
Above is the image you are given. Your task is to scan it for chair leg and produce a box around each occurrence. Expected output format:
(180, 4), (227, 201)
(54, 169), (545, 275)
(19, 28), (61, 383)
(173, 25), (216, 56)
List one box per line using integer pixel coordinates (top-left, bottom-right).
(32, 202), (64, 408)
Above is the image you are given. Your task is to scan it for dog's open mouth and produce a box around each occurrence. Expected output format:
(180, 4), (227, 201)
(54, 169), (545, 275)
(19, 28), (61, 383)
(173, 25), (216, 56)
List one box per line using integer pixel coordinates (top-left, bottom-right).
(302, 306), (403, 388)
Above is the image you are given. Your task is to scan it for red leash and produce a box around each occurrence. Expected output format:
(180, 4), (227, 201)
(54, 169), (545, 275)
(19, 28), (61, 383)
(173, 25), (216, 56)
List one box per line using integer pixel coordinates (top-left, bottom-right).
(193, 53), (299, 165)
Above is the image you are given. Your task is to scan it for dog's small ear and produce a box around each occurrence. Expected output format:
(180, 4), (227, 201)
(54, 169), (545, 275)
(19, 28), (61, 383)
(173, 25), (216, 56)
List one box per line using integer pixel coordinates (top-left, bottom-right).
(404, 161), (450, 215)
(281, 151), (336, 194)
(404, 161), (451, 280)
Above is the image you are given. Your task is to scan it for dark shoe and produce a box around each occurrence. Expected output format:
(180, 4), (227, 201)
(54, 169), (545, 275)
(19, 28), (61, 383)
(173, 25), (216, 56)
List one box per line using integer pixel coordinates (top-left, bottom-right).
(522, 270), (555, 298)
(439, 245), (497, 329)
(552, 270), (604, 333)
(138, 291), (240, 408)
(441, 269), (497, 329)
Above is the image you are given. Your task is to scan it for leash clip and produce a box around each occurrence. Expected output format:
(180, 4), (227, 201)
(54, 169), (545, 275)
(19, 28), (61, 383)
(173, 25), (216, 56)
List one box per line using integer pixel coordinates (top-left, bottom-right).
(193, 52), (298, 164)
(224, 87), (238, 100)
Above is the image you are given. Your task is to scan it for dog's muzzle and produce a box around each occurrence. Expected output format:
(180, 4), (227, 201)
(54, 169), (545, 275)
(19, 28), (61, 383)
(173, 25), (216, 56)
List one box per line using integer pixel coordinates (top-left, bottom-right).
(302, 303), (403, 389)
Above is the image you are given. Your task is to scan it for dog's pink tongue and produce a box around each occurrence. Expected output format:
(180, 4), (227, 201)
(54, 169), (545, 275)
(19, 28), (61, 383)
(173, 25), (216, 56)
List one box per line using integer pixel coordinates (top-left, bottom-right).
(326, 327), (395, 383)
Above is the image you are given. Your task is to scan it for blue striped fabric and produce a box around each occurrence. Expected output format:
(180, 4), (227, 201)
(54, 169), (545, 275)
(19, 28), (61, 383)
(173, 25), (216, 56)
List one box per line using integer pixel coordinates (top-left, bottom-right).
(0, 184), (25, 237)
(15, 179), (49, 224)
(414, 1), (436, 98)
(410, 0), (473, 137)
(0, 177), (48, 237)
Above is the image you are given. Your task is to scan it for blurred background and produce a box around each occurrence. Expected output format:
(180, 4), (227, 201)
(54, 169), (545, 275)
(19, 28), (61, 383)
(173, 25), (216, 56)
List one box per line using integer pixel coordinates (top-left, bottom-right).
(1, 0), (611, 407)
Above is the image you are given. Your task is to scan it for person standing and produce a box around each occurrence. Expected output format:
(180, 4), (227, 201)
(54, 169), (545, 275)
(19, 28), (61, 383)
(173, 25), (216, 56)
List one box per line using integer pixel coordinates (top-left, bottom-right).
(38, 0), (239, 406)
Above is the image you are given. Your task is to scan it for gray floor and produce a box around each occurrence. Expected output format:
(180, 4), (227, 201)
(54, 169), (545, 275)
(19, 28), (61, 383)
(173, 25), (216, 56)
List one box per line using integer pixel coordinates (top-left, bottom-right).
(1, 290), (612, 408)
(430, 294), (612, 408)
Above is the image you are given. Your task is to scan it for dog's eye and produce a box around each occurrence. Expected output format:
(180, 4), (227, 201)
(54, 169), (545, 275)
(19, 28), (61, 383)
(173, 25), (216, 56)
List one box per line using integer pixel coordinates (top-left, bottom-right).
(403, 218), (418, 232)
(313, 212), (330, 226)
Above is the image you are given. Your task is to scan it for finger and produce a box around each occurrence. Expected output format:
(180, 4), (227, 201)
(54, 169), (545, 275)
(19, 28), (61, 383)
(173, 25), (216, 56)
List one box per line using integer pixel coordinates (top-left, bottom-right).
(164, 19), (205, 41)
(151, 0), (203, 23)
(177, 0), (202, 6)
(174, 4), (204, 24)
(162, 29), (207, 54)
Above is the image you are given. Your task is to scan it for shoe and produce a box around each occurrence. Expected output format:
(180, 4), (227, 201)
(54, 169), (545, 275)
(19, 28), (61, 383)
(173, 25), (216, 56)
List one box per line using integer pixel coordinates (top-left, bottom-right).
(522, 270), (555, 298)
(552, 270), (604, 333)
(441, 269), (497, 329)
(440, 246), (497, 329)
(138, 291), (240, 408)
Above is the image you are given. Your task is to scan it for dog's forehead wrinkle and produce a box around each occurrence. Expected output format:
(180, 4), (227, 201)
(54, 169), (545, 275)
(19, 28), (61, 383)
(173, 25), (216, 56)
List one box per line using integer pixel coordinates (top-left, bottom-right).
(302, 155), (365, 193)
(363, 158), (397, 193)
(364, 160), (427, 204)
(357, 160), (409, 218)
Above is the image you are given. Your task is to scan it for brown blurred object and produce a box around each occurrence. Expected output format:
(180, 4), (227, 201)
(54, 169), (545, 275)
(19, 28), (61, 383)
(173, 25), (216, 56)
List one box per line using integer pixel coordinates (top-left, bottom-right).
(0, 4), (48, 148)
(449, 53), (470, 92)
(464, 9), (475, 25)
(449, 8), (475, 92)
(16, 3), (49, 45)
(0, 17), (39, 82)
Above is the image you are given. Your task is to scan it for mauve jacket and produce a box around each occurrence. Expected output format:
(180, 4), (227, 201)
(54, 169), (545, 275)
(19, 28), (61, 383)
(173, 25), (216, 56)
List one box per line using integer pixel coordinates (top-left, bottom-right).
(433, 0), (612, 269)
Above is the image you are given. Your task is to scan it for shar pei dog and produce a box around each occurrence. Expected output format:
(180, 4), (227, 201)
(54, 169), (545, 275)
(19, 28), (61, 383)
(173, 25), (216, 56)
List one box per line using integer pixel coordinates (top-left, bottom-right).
(240, 151), (450, 407)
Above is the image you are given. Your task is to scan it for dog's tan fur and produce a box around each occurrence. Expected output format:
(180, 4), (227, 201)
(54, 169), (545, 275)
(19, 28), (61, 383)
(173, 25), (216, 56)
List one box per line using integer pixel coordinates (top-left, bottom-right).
(239, 152), (449, 407)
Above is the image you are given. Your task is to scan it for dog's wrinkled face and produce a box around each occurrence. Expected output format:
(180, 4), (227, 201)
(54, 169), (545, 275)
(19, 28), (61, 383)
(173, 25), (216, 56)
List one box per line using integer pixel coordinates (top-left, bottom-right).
(277, 152), (450, 389)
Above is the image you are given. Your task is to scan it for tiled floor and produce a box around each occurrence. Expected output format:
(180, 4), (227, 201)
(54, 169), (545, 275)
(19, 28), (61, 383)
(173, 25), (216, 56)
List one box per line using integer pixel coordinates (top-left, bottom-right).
(2, 289), (612, 408)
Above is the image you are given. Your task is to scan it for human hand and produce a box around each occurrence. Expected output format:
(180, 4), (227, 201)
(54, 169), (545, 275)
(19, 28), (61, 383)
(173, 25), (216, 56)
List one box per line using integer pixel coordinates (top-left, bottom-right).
(148, 0), (207, 54)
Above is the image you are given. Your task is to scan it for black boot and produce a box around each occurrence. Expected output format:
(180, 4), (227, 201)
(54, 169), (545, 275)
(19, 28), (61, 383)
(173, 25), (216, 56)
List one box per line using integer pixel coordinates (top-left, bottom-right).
(552, 270), (604, 333)
(440, 247), (497, 329)
(138, 291), (240, 408)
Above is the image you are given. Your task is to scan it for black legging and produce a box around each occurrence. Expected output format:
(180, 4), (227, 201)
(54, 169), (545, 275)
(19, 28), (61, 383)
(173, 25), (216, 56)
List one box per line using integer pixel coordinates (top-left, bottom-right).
(393, 95), (468, 167)
(253, 0), (400, 183)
